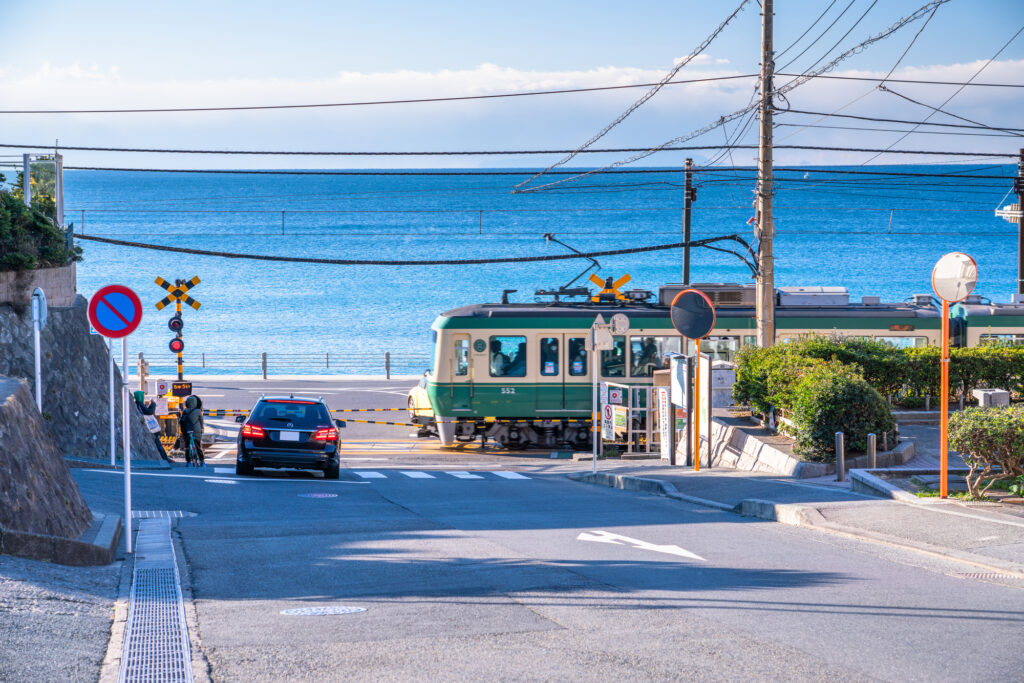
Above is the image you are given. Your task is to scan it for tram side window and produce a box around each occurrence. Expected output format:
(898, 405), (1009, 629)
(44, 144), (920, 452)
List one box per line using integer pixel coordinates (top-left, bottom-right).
(540, 337), (559, 376)
(490, 335), (526, 377)
(874, 336), (928, 349)
(629, 336), (681, 377)
(980, 333), (1024, 346)
(453, 337), (469, 376)
(568, 337), (588, 376)
(601, 336), (626, 377)
(700, 336), (740, 362)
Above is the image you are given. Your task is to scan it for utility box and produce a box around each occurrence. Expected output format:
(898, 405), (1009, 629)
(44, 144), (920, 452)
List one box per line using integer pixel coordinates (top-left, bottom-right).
(972, 389), (1010, 408)
(711, 361), (736, 408)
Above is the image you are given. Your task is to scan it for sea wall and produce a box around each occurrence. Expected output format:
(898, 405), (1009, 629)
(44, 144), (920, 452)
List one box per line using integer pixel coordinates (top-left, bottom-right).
(0, 377), (92, 538)
(0, 295), (162, 461)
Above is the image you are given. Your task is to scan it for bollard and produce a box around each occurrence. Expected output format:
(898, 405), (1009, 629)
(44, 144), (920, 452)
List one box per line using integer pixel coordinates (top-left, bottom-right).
(867, 433), (876, 469)
(925, 395), (930, 411)
(835, 431), (845, 482)
(894, 422), (900, 445)
(261, 352), (267, 380)
(882, 430), (888, 452)
(385, 351), (391, 380)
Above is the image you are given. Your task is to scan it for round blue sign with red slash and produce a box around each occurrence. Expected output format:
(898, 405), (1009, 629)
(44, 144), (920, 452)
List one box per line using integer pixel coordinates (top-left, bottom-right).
(88, 285), (143, 338)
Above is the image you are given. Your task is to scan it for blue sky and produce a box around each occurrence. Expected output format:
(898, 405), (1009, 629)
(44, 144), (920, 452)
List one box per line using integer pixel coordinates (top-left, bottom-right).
(2, 0), (1022, 168)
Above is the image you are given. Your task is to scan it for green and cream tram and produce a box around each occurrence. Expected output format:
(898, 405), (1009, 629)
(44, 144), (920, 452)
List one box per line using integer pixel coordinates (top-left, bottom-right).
(408, 283), (1023, 448)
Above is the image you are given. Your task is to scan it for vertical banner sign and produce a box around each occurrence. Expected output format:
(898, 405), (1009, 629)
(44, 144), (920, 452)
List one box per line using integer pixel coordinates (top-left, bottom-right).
(699, 352), (712, 466)
(658, 387), (671, 460)
(88, 284), (143, 555)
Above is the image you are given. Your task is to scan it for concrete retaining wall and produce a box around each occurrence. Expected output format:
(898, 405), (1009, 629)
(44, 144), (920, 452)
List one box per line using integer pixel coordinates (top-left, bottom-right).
(0, 263), (77, 307)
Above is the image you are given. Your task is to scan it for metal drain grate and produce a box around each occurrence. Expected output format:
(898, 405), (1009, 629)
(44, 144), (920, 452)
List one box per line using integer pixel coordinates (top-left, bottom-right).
(119, 519), (193, 683)
(132, 511), (198, 519)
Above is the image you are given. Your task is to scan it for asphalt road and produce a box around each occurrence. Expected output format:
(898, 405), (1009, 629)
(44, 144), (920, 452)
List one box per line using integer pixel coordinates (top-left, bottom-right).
(72, 463), (1024, 681)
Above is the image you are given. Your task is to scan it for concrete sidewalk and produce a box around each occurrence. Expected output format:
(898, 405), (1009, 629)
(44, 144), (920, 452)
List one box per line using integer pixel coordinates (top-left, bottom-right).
(572, 464), (1024, 578)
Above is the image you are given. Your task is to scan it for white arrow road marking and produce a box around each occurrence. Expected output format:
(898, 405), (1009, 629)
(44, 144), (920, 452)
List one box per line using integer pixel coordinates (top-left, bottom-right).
(576, 530), (706, 561)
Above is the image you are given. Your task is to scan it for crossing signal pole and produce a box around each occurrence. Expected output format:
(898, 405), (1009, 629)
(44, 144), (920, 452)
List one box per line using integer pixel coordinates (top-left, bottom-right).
(155, 276), (201, 381)
(755, 0), (776, 347)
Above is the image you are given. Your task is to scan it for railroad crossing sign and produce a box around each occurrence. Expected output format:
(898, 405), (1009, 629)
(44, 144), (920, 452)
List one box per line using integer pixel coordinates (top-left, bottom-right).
(155, 276), (201, 311)
(88, 285), (144, 338)
(589, 273), (631, 302)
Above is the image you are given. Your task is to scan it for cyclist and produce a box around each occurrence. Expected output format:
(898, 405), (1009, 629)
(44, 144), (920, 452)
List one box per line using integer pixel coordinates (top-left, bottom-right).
(178, 395), (206, 467)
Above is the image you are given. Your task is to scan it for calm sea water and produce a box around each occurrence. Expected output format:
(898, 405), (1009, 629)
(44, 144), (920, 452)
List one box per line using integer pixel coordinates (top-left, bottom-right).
(66, 165), (1018, 374)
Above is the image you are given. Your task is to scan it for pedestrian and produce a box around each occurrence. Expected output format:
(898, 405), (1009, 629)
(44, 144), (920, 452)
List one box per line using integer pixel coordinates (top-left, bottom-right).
(178, 394), (206, 466)
(134, 390), (170, 462)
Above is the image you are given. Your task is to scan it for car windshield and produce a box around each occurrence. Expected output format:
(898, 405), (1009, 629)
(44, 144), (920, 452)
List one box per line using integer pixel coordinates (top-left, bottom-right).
(252, 401), (330, 428)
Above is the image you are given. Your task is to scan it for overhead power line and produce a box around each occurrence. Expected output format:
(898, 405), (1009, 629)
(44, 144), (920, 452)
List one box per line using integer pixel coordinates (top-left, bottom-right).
(782, 108), (1024, 133)
(6, 141), (1019, 156)
(73, 233), (755, 270)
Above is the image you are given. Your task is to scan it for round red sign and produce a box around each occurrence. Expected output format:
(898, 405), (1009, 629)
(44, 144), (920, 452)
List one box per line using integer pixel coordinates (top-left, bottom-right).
(88, 285), (143, 339)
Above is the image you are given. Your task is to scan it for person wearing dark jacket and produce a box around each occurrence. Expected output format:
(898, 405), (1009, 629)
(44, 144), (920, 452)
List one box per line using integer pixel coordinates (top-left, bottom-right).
(178, 395), (205, 466)
(134, 391), (170, 462)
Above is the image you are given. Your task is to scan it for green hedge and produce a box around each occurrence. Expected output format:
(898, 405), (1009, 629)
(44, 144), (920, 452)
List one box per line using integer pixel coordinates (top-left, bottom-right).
(733, 342), (894, 459)
(948, 405), (1024, 499)
(0, 192), (81, 271)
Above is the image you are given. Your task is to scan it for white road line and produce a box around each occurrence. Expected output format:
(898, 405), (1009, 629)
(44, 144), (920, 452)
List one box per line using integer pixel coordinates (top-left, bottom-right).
(213, 467), (233, 474)
(354, 471), (387, 479)
(446, 471), (483, 479)
(493, 471), (530, 480)
(577, 530), (706, 561)
(400, 471), (435, 479)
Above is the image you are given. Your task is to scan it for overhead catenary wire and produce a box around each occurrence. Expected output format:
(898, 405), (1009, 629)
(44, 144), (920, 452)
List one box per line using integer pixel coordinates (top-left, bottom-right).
(72, 233), (758, 272)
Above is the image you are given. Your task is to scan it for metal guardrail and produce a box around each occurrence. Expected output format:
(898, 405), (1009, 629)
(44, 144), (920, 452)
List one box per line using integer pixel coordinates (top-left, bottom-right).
(137, 351), (430, 377)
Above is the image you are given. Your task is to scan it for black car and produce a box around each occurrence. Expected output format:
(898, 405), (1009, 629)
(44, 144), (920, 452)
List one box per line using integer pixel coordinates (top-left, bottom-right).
(236, 396), (343, 478)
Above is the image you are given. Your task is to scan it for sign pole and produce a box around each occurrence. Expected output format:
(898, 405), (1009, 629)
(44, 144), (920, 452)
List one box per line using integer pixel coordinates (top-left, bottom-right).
(122, 336), (132, 553)
(940, 300), (950, 499)
(32, 297), (42, 412)
(109, 338), (116, 466)
(592, 326), (598, 474)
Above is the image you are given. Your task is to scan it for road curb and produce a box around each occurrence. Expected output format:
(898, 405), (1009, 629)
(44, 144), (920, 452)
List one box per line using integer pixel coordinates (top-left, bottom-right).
(0, 511), (122, 566)
(570, 471), (1024, 579)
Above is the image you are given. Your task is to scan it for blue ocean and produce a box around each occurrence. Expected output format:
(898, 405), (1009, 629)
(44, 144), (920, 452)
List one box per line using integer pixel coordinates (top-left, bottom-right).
(67, 165), (1018, 375)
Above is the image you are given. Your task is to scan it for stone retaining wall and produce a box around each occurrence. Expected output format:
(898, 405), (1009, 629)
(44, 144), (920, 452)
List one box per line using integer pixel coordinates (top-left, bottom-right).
(0, 377), (92, 539)
(0, 295), (162, 461)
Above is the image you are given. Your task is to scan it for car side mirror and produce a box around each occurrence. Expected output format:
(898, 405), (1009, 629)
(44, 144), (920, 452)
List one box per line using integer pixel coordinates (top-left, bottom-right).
(235, 415), (246, 423)
(335, 419), (346, 429)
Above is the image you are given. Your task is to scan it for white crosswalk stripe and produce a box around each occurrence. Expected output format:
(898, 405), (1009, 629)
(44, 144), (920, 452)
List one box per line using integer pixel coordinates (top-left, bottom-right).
(493, 471), (530, 479)
(400, 471), (435, 479)
(355, 471), (387, 479)
(445, 471), (484, 479)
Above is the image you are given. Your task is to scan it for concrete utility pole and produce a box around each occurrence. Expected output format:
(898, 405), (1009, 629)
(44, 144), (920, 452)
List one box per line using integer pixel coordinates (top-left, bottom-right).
(683, 158), (694, 284)
(1017, 148), (1023, 294)
(755, 0), (776, 347)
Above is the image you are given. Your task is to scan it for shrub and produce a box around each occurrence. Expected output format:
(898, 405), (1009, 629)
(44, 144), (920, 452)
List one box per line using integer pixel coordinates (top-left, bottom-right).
(0, 192), (81, 271)
(948, 405), (1024, 499)
(791, 362), (894, 460)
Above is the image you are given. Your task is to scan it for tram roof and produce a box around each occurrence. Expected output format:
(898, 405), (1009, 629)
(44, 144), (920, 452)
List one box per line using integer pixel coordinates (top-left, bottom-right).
(434, 301), (941, 330)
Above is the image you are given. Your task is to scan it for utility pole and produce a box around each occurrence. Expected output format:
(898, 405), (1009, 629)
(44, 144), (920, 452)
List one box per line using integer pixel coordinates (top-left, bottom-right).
(683, 158), (694, 284)
(755, 0), (776, 347)
(1017, 148), (1024, 294)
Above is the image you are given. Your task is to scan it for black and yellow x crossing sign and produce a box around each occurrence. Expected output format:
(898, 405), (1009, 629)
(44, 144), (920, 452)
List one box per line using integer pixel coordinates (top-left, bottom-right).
(589, 273), (631, 302)
(155, 276), (202, 311)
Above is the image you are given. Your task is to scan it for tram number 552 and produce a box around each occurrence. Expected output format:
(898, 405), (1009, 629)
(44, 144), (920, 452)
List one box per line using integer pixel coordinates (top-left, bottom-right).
(501, 387), (516, 395)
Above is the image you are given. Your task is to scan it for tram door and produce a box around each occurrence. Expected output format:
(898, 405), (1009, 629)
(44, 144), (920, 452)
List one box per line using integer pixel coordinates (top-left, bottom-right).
(536, 334), (590, 412)
(450, 335), (472, 412)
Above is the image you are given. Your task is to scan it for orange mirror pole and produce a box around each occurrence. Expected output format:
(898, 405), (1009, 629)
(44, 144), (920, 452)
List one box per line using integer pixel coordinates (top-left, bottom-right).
(694, 341), (701, 472)
(940, 299), (950, 499)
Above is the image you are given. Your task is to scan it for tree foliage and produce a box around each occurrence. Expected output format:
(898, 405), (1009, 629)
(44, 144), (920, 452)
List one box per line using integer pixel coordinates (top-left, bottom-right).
(0, 192), (81, 271)
(948, 405), (1024, 499)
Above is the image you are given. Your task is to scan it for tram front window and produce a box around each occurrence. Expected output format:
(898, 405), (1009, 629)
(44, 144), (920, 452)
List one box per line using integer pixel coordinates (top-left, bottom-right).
(601, 336), (625, 377)
(629, 336), (680, 377)
(490, 335), (526, 377)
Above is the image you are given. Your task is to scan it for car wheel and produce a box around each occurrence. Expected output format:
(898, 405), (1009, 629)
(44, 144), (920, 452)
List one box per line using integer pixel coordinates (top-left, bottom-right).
(324, 461), (340, 480)
(235, 458), (254, 476)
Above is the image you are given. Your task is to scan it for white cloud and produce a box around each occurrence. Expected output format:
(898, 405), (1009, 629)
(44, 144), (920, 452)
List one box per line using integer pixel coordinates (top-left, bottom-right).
(0, 59), (1019, 167)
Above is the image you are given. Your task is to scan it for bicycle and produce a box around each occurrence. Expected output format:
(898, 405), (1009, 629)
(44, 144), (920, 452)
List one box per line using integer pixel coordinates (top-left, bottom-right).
(183, 433), (205, 467)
